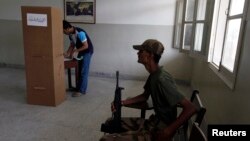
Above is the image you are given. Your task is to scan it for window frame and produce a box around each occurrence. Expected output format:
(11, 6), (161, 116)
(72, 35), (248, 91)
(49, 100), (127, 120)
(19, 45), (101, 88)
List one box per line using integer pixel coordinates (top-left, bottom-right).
(173, 0), (249, 90)
(173, 0), (185, 49)
(208, 0), (248, 89)
(176, 0), (214, 60)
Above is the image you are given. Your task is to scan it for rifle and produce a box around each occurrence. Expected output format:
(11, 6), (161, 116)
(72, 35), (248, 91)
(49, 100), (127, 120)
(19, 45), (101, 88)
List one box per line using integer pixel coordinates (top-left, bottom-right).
(101, 71), (126, 133)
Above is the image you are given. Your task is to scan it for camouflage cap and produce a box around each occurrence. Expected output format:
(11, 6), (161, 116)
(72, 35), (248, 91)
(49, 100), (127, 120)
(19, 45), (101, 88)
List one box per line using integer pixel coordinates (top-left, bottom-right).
(133, 39), (164, 55)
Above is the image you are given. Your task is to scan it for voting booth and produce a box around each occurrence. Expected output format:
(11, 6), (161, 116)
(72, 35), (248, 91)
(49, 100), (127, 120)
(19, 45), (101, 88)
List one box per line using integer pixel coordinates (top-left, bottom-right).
(21, 6), (66, 106)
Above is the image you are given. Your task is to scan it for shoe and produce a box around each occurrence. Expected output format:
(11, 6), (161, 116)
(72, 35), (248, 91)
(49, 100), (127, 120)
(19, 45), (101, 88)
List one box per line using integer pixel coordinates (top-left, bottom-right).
(72, 92), (83, 97)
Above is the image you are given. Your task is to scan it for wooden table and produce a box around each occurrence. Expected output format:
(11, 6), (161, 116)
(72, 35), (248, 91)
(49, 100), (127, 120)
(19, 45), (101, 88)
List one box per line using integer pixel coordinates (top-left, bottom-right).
(64, 59), (78, 89)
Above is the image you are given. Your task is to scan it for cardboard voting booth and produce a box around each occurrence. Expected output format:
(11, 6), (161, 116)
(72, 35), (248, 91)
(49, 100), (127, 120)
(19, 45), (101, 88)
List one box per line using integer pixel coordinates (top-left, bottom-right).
(21, 6), (66, 106)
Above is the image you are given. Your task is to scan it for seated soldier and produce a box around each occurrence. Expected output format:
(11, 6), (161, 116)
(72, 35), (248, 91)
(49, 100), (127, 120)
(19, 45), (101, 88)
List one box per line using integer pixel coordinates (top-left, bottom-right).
(100, 39), (197, 141)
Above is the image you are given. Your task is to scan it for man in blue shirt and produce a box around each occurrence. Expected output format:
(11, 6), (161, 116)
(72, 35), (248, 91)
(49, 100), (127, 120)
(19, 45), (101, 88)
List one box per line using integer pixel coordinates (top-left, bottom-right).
(63, 20), (94, 97)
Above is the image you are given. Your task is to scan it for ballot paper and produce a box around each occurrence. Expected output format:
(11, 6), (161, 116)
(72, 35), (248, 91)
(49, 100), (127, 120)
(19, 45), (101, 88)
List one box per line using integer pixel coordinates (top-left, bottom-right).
(64, 51), (83, 61)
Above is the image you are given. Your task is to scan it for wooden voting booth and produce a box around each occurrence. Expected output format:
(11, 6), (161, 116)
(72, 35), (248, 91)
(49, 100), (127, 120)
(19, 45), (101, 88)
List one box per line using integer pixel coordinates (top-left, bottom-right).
(21, 6), (66, 106)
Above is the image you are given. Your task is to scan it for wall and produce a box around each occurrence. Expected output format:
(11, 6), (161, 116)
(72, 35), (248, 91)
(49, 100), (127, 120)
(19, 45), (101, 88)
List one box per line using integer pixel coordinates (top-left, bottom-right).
(0, 0), (193, 82)
(0, 20), (24, 66)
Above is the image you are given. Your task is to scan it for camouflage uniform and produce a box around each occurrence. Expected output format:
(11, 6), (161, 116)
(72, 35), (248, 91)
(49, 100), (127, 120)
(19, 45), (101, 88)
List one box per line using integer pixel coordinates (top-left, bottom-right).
(100, 115), (168, 141)
(100, 67), (184, 141)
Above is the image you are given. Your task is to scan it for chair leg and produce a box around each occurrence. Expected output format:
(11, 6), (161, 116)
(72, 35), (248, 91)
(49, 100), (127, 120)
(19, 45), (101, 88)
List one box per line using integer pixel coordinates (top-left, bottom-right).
(141, 110), (146, 118)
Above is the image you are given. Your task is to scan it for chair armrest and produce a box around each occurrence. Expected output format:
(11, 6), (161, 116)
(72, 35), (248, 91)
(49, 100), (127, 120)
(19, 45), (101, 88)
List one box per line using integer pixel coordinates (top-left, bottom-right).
(124, 101), (154, 118)
(124, 101), (154, 110)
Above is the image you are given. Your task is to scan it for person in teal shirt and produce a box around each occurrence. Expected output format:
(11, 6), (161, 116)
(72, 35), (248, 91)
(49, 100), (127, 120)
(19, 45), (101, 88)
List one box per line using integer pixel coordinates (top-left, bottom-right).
(63, 20), (94, 97)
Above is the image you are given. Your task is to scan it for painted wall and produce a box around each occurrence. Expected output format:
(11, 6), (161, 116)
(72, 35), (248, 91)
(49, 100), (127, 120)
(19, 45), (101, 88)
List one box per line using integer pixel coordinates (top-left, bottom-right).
(0, 0), (193, 81)
(0, 0), (174, 25)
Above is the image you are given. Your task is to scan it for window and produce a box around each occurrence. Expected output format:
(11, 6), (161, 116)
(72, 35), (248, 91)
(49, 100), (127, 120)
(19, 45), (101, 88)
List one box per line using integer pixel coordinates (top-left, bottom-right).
(173, 0), (211, 56)
(174, 0), (248, 89)
(173, 0), (184, 49)
(209, 0), (247, 89)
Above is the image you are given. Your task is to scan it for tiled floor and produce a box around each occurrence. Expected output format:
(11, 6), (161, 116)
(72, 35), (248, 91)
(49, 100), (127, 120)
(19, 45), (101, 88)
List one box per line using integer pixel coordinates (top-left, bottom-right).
(0, 67), (192, 141)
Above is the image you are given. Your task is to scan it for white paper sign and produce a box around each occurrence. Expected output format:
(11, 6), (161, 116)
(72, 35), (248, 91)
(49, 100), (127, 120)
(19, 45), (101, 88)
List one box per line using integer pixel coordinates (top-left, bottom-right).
(27, 13), (47, 27)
